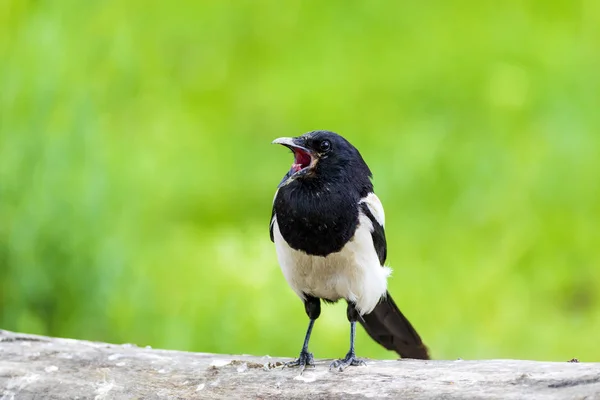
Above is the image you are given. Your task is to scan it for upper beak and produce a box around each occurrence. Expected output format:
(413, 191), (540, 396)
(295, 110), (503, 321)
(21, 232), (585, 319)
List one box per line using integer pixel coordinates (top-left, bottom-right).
(272, 137), (303, 149)
(272, 136), (314, 155)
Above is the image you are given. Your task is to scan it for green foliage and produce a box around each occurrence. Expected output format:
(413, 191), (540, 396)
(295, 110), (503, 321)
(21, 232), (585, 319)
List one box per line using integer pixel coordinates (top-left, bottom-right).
(1, 0), (599, 361)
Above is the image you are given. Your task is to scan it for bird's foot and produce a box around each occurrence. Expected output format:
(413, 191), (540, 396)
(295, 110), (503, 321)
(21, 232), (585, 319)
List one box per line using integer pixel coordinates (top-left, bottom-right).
(329, 351), (366, 372)
(285, 350), (315, 374)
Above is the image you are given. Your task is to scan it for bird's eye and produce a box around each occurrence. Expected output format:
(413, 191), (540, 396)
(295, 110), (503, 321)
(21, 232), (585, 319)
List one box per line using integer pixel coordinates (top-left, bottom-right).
(320, 140), (331, 152)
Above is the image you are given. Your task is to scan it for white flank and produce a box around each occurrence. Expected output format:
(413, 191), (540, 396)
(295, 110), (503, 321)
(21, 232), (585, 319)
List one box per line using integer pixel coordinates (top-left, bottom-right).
(272, 213), (391, 315)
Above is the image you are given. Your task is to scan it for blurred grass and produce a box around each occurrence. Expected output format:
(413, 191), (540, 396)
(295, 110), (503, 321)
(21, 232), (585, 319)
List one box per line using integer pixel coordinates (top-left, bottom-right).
(1, 0), (599, 361)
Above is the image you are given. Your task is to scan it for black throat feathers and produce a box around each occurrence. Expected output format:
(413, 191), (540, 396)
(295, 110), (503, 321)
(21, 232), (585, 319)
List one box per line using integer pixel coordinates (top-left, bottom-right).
(274, 175), (372, 257)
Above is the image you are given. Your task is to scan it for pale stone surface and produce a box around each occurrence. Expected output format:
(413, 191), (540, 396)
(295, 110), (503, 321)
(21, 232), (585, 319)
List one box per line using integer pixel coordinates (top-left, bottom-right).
(1, 329), (599, 399)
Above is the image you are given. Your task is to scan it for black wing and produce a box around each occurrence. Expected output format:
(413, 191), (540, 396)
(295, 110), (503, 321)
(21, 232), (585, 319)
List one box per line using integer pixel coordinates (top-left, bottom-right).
(360, 203), (387, 265)
(269, 206), (276, 242)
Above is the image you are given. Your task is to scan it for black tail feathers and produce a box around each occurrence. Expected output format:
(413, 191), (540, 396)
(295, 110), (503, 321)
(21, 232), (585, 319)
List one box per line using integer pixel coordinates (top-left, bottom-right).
(358, 292), (429, 359)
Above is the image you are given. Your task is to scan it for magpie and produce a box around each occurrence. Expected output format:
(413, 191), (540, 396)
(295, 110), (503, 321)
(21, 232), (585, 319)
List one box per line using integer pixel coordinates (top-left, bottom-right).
(270, 130), (429, 372)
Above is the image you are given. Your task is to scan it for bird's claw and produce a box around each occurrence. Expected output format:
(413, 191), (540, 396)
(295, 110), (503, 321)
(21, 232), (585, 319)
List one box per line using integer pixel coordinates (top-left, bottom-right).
(329, 352), (366, 372)
(284, 350), (315, 374)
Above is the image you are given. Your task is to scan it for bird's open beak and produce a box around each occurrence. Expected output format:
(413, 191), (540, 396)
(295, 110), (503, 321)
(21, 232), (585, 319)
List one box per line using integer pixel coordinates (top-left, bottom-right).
(272, 137), (317, 176)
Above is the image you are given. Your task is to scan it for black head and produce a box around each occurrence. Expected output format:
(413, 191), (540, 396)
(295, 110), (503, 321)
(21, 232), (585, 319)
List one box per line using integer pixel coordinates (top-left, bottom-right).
(273, 130), (373, 191)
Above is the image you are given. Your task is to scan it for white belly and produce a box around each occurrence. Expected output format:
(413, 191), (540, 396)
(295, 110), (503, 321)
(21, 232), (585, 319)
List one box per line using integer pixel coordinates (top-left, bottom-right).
(272, 214), (391, 315)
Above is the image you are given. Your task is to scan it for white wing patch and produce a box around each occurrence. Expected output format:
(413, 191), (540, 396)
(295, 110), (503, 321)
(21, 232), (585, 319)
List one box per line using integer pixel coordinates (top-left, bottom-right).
(360, 192), (385, 227)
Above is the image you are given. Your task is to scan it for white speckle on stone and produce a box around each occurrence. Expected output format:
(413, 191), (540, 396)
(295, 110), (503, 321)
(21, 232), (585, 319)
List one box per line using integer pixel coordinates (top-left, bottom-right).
(108, 354), (122, 361)
(293, 370), (327, 383)
(236, 363), (248, 373)
(196, 383), (205, 391)
(115, 362), (126, 367)
(121, 343), (135, 348)
(1, 390), (16, 400)
(94, 380), (115, 400)
(294, 374), (316, 382)
(3, 373), (40, 397)
(209, 379), (220, 387)
(44, 366), (58, 373)
(57, 353), (73, 359)
(156, 389), (171, 398)
(20, 342), (31, 347)
(210, 359), (231, 367)
(145, 345), (152, 349)
(157, 368), (168, 374)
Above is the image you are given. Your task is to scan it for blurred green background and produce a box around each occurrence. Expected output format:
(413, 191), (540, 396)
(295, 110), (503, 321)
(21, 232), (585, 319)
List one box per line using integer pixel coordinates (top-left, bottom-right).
(1, 0), (599, 362)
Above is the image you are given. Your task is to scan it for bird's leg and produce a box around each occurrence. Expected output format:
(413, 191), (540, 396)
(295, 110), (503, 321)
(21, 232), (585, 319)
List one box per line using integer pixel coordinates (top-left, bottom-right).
(330, 302), (367, 371)
(285, 296), (320, 373)
(284, 319), (315, 372)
